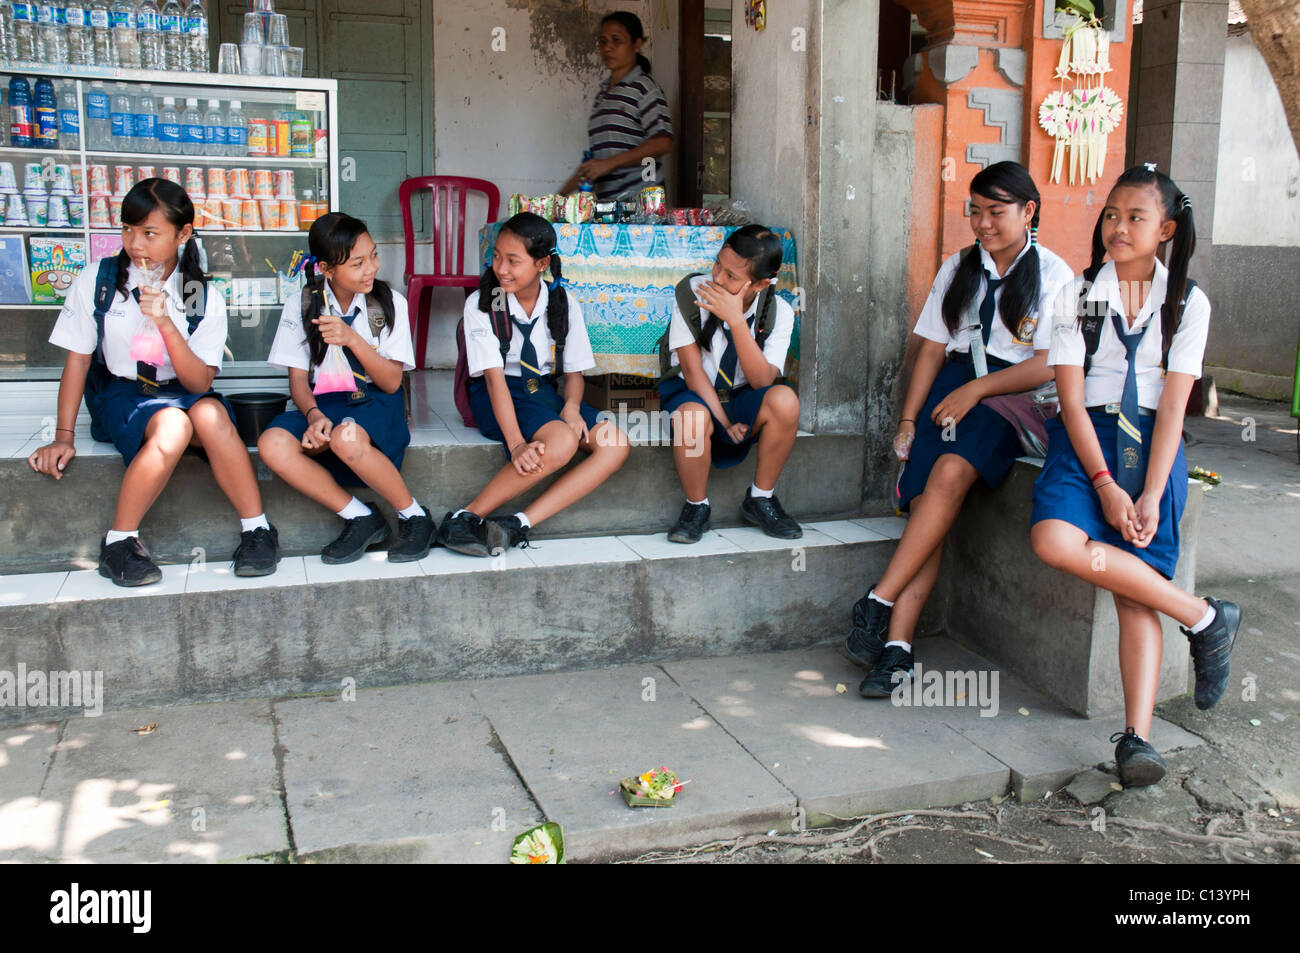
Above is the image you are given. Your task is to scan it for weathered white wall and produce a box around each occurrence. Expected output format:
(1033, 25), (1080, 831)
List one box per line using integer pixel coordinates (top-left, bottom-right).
(1213, 31), (1300, 248)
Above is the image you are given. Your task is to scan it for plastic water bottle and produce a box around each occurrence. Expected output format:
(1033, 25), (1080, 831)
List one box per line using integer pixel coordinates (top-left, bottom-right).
(156, 94), (179, 153)
(225, 99), (246, 158)
(34, 77), (58, 149)
(182, 0), (206, 72)
(109, 0), (137, 67)
(202, 97), (225, 156)
(87, 0), (110, 64)
(158, 0), (181, 69)
(0, 0), (15, 63)
(10, 0), (37, 60)
(85, 80), (111, 149)
(136, 0), (162, 70)
(110, 83), (133, 151)
(58, 82), (79, 151)
(36, 1), (69, 63)
(65, 1), (93, 63)
(8, 76), (33, 148)
(180, 96), (203, 155)
(134, 87), (157, 153)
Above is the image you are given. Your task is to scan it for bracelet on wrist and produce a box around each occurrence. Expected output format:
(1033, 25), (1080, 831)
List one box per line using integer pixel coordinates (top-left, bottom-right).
(305, 406), (322, 419)
(900, 418), (916, 424)
(1094, 479), (1117, 492)
(1090, 468), (1112, 485)
(55, 427), (75, 434)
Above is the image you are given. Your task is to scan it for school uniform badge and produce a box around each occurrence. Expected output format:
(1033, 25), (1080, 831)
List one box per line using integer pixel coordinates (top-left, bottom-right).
(526, 378), (540, 394)
(1015, 316), (1037, 344)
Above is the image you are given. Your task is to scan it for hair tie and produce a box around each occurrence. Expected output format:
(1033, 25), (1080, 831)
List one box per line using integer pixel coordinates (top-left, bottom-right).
(1179, 194), (1193, 212)
(551, 276), (569, 290)
(1144, 162), (1158, 172)
(549, 247), (559, 257)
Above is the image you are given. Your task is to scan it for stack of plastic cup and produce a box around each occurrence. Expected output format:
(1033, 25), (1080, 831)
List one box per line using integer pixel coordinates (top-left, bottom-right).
(0, 162), (19, 195)
(8, 193), (29, 226)
(48, 196), (71, 227)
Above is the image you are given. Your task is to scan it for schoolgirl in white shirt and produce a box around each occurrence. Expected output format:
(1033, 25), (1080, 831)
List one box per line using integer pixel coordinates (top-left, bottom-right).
(1031, 165), (1242, 787)
(29, 178), (279, 586)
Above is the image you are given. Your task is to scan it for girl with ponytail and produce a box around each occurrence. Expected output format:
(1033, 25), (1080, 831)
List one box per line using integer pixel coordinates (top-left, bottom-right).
(31, 178), (280, 585)
(259, 212), (432, 564)
(438, 212), (629, 557)
(1031, 165), (1240, 788)
(844, 161), (1076, 698)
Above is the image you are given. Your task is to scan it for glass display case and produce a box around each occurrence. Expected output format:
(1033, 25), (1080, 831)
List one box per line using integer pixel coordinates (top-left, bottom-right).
(0, 65), (338, 380)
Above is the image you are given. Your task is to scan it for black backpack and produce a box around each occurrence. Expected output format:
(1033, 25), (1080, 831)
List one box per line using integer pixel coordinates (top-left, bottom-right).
(657, 273), (777, 383)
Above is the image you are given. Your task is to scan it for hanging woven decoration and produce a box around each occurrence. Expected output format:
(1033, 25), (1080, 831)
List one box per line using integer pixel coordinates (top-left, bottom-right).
(1039, 2), (1124, 185)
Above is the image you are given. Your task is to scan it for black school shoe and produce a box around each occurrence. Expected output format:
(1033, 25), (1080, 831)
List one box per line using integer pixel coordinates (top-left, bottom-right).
(1180, 598), (1241, 711)
(667, 501), (711, 544)
(843, 587), (891, 669)
(436, 510), (491, 558)
(389, 507), (436, 563)
(99, 536), (163, 587)
(486, 515), (530, 556)
(858, 644), (915, 698)
(321, 510), (390, 565)
(232, 525), (280, 577)
(1110, 727), (1167, 787)
(740, 489), (802, 539)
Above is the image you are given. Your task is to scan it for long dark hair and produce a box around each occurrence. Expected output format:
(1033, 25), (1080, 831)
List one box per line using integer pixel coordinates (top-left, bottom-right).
(479, 212), (569, 359)
(1081, 165), (1197, 355)
(699, 224), (783, 351)
(940, 161), (1042, 338)
(301, 212), (394, 369)
(601, 11), (652, 75)
(115, 177), (205, 310)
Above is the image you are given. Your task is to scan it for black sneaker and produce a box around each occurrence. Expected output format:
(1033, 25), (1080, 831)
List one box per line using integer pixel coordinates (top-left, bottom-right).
(739, 489), (802, 539)
(1110, 727), (1167, 787)
(99, 536), (162, 587)
(389, 506), (436, 563)
(436, 510), (491, 558)
(843, 587), (891, 668)
(232, 525), (280, 577)
(1180, 598), (1241, 711)
(321, 510), (390, 565)
(667, 501), (711, 544)
(486, 515), (530, 556)
(858, 644), (915, 698)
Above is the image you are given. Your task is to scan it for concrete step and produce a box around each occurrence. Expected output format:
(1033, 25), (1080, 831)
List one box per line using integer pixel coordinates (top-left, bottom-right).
(0, 373), (866, 573)
(0, 641), (1205, 863)
(0, 519), (904, 723)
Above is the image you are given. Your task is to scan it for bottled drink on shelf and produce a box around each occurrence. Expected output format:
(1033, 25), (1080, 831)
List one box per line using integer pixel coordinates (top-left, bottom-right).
(157, 95), (179, 154)
(65, 1), (94, 64)
(8, 75), (33, 148)
(182, 0), (207, 72)
(158, 0), (181, 69)
(109, 0), (138, 68)
(85, 79), (112, 149)
(225, 99), (246, 158)
(87, 0), (111, 65)
(57, 82), (79, 151)
(180, 96), (203, 156)
(134, 87), (158, 154)
(203, 97), (225, 157)
(0, 0), (15, 64)
(137, 0), (162, 70)
(34, 77), (58, 149)
(36, 1), (70, 64)
(110, 83), (134, 152)
(10, 1), (37, 61)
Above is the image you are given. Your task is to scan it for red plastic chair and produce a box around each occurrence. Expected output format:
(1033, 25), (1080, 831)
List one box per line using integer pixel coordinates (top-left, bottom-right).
(399, 176), (500, 370)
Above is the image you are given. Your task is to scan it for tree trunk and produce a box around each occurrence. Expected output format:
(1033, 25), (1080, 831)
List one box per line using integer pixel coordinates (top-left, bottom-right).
(1238, 1), (1300, 151)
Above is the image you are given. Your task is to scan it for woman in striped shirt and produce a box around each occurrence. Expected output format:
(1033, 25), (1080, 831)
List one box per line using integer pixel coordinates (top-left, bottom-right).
(559, 12), (673, 202)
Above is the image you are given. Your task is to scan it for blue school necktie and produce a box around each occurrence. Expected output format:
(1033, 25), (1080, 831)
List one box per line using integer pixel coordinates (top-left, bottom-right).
(1109, 310), (1148, 497)
(715, 316), (757, 401)
(512, 316), (544, 392)
(979, 270), (1003, 346)
(341, 306), (371, 394)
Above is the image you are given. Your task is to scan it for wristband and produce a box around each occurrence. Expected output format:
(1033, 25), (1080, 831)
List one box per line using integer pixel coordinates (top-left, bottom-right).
(305, 406), (323, 419)
(1094, 480), (1117, 493)
(1090, 468), (1111, 485)
(900, 418), (916, 425)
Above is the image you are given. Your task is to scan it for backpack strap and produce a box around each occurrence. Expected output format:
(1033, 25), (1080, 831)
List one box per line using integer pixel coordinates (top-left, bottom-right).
(182, 272), (207, 336)
(1080, 270), (1199, 375)
(91, 255), (120, 364)
(753, 285), (777, 350)
(549, 281), (568, 378)
(658, 273), (707, 381)
(489, 294), (512, 365)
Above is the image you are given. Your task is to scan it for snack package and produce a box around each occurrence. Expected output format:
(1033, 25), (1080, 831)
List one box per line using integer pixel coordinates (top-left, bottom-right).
(313, 343), (356, 395)
(564, 191), (594, 224)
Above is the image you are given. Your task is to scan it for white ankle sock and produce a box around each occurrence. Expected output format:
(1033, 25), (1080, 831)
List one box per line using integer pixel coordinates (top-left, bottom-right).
(336, 497), (372, 520)
(514, 512), (531, 529)
(868, 589), (895, 608)
(749, 483), (774, 499)
(688, 497), (710, 507)
(397, 499), (424, 520)
(1189, 601), (1217, 634)
(885, 640), (912, 653)
(105, 529), (139, 545)
(240, 515), (270, 533)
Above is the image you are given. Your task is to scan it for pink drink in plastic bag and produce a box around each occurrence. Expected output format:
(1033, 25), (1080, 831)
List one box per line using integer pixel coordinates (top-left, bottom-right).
(313, 343), (356, 395)
(129, 258), (169, 367)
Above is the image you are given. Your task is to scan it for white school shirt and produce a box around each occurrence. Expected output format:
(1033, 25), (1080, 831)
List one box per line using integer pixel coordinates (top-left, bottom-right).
(1047, 258), (1211, 410)
(49, 260), (228, 381)
(463, 282), (596, 378)
(666, 274), (795, 389)
(267, 283), (417, 374)
(912, 235), (1076, 364)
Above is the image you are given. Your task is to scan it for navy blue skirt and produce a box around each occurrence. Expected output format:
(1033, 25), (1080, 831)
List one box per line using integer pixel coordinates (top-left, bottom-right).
(897, 360), (1021, 510)
(1031, 412), (1187, 579)
(264, 386), (409, 488)
(469, 375), (601, 460)
(88, 378), (236, 466)
(658, 376), (779, 469)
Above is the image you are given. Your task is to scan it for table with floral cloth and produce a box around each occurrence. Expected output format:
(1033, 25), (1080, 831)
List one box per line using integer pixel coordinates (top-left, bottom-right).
(478, 222), (802, 382)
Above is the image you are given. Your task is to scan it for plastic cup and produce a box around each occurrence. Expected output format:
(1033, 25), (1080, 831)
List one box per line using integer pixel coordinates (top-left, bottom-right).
(27, 195), (47, 226)
(282, 46), (304, 78)
(23, 163), (43, 192)
(6, 194), (28, 226)
(50, 164), (74, 196)
(267, 13), (290, 46)
(262, 46), (285, 77)
(68, 196), (84, 227)
(47, 195), (70, 227)
(218, 43), (242, 75)
(240, 43), (263, 76)
(0, 162), (17, 193)
(89, 195), (111, 227)
(242, 12), (268, 45)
